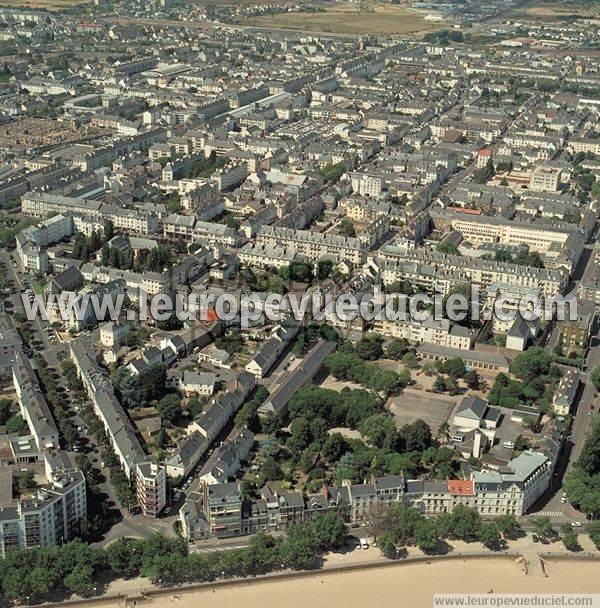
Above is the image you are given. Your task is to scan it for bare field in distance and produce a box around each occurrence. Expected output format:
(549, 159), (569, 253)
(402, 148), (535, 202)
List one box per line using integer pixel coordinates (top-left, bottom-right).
(513, 0), (598, 21)
(240, 2), (440, 36)
(0, 0), (87, 9)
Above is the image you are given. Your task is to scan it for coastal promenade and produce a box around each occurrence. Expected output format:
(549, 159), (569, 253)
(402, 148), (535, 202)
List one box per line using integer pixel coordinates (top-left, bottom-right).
(25, 533), (600, 608)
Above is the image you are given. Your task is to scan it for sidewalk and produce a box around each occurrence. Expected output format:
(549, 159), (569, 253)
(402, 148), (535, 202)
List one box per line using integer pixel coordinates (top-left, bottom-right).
(53, 532), (600, 608)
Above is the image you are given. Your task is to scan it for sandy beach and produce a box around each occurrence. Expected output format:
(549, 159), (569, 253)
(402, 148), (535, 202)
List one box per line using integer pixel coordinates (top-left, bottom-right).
(62, 557), (600, 608)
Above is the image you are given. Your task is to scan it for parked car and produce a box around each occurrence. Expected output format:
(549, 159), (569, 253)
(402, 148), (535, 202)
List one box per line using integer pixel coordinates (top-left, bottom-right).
(571, 522), (582, 528)
(359, 538), (369, 550)
(503, 441), (515, 449)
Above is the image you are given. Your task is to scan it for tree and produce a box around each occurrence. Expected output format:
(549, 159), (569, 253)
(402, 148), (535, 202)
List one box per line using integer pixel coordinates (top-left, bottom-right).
(318, 161), (346, 183)
(401, 352), (419, 369)
(437, 242), (459, 255)
(25, 567), (52, 599)
(434, 375), (448, 392)
(154, 428), (166, 451)
(19, 469), (36, 490)
(364, 502), (393, 542)
(6, 413), (26, 434)
(590, 366), (600, 390)
(339, 218), (355, 237)
(560, 524), (580, 552)
(258, 455), (281, 486)
(354, 335), (383, 361)
(260, 412), (281, 435)
(465, 370), (480, 390)
(386, 339), (410, 360)
(413, 517), (440, 553)
(495, 250), (513, 263)
(399, 420), (432, 453)
(100, 243), (110, 266)
(322, 433), (350, 463)
(563, 468), (600, 515)
(576, 416), (600, 476)
(319, 323), (339, 342)
(215, 330), (245, 356)
(388, 504), (423, 545)
(298, 448), (315, 474)
(587, 521), (600, 549)
(313, 512), (346, 550)
(317, 260), (333, 281)
(245, 532), (279, 573)
(531, 516), (555, 542)
(450, 505), (482, 542)
(495, 514), (521, 540)
(510, 348), (552, 383)
(156, 394), (182, 425)
(359, 414), (397, 449)
(478, 522), (501, 550)
(440, 357), (466, 379)
(64, 564), (95, 596)
(514, 250), (544, 268)
(377, 530), (399, 559)
(280, 524), (319, 570)
(0, 398), (13, 425)
(287, 416), (313, 453)
(473, 158), (494, 184)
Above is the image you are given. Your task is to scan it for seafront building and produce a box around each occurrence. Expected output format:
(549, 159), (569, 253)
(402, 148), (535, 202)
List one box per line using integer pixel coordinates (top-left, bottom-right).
(180, 449), (554, 540)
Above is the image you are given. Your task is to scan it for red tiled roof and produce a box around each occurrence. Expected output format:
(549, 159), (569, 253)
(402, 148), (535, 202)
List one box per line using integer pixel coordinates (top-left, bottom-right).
(447, 206), (482, 215)
(447, 479), (475, 496)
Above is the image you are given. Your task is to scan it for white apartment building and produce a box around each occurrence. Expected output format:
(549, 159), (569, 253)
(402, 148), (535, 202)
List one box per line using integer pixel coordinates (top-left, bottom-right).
(136, 462), (167, 518)
(214, 162), (248, 191)
(376, 240), (568, 297)
(552, 369), (579, 417)
(529, 166), (562, 193)
(99, 321), (130, 348)
(21, 193), (158, 235)
(372, 317), (474, 351)
(0, 469), (86, 557)
(238, 243), (297, 270)
(349, 172), (384, 197)
(13, 354), (59, 452)
(257, 225), (368, 265)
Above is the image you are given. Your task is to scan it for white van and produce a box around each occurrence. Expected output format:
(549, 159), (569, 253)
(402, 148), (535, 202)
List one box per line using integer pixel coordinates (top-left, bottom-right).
(503, 441), (515, 449)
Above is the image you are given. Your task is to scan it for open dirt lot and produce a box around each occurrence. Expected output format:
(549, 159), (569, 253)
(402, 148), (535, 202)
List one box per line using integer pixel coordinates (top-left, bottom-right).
(242, 2), (440, 36)
(387, 388), (457, 434)
(0, 0), (87, 9)
(512, 0), (598, 22)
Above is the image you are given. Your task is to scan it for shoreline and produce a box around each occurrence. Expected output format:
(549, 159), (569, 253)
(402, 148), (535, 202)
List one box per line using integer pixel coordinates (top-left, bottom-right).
(25, 549), (600, 608)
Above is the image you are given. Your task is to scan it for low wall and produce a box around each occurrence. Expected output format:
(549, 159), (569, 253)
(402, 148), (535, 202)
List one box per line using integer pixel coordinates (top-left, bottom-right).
(25, 551), (522, 608)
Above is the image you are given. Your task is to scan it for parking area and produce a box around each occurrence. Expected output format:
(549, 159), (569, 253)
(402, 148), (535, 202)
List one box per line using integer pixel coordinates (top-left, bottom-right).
(487, 407), (537, 459)
(387, 389), (457, 434)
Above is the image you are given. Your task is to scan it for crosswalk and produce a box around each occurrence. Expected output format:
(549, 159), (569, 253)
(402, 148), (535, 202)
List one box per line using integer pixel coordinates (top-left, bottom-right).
(532, 510), (563, 517)
(148, 520), (170, 531)
(190, 544), (248, 554)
